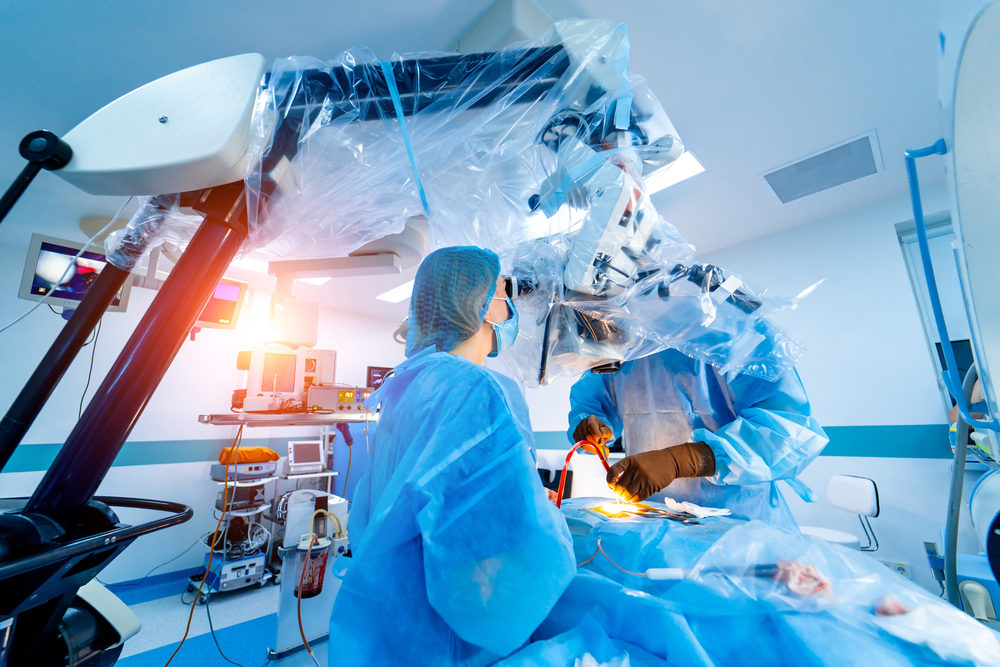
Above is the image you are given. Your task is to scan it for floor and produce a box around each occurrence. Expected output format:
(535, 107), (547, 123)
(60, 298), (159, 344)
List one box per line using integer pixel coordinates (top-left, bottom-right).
(113, 575), (327, 667)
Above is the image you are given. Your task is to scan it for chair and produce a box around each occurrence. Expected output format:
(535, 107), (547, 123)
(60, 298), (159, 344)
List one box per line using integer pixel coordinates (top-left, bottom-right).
(801, 475), (879, 551)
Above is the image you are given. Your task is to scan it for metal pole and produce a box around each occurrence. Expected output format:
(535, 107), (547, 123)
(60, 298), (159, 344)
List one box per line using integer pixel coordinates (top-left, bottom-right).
(945, 365), (979, 608)
(0, 266), (130, 472)
(25, 216), (245, 514)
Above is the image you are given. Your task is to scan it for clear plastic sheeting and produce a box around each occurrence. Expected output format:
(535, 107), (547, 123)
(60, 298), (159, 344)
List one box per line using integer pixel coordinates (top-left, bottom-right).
(243, 20), (650, 258)
(502, 237), (804, 383)
(541, 499), (1000, 666)
(104, 18), (807, 382)
(103, 195), (204, 272)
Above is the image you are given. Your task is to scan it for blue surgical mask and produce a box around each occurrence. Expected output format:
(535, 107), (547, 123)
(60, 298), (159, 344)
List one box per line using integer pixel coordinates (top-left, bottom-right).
(486, 296), (518, 358)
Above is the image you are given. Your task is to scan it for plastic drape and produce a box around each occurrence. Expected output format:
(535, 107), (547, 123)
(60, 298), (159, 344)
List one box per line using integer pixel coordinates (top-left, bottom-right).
(542, 499), (1000, 666)
(105, 19), (805, 383)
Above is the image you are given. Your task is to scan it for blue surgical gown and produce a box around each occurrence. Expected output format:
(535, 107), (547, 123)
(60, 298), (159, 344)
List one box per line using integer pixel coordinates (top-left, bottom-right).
(567, 348), (828, 528)
(329, 349), (576, 665)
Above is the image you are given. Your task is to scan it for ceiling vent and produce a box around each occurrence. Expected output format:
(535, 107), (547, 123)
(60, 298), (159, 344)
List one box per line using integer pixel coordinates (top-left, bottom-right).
(762, 131), (883, 203)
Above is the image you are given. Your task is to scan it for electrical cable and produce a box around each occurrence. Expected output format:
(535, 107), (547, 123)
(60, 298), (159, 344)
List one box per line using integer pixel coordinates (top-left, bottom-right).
(296, 509), (345, 667)
(577, 538), (647, 577)
(165, 424), (244, 666)
(96, 532), (208, 588)
(205, 590), (245, 667)
(78, 316), (102, 418)
(47, 304), (60, 315)
(1, 196), (133, 333)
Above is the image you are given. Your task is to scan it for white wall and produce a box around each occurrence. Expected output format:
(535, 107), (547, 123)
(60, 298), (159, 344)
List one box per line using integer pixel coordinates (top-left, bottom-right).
(0, 201), (405, 582)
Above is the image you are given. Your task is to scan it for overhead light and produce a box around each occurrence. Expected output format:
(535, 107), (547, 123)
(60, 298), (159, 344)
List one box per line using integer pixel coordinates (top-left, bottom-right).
(376, 279), (415, 303)
(643, 151), (705, 192)
(296, 276), (331, 286)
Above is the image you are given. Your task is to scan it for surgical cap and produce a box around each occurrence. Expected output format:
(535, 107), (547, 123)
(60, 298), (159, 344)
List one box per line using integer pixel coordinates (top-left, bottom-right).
(405, 246), (501, 356)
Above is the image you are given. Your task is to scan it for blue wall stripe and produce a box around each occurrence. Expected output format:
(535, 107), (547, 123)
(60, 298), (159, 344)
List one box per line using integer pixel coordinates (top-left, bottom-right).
(537, 424), (951, 459)
(2, 424), (951, 474)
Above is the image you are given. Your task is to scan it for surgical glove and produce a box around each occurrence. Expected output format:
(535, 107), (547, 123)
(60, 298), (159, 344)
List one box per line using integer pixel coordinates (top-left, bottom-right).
(573, 416), (612, 446)
(607, 442), (716, 502)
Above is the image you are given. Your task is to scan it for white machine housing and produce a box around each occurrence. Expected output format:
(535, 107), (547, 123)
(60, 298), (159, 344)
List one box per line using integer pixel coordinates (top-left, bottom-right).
(58, 54), (265, 195)
(242, 343), (336, 412)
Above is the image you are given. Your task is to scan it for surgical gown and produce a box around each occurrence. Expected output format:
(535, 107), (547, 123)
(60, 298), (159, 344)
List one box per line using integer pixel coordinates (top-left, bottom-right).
(329, 348), (576, 665)
(567, 348), (828, 528)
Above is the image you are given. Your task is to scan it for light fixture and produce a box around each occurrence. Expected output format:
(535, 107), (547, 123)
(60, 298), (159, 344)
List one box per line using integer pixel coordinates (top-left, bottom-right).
(296, 276), (331, 286)
(376, 279), (415, 303)
(643, 151), (705, 192)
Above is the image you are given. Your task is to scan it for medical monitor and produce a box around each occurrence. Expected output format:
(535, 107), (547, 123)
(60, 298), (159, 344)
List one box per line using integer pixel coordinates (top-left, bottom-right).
(196, 278), (247, 330)
(17, 233), (131, 312)
(367, 366), (392, 390)
(935, 339), (975, 400)
(287, 439), (325, 474)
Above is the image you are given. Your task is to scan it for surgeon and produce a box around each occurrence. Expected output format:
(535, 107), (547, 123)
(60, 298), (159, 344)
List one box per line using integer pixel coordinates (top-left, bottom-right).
(329, 246), (576, 665)
(568, 345), (828, 528)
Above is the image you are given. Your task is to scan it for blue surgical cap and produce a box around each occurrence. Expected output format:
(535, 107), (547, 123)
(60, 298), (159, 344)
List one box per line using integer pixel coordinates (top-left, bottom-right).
(405, 246), (501, 357)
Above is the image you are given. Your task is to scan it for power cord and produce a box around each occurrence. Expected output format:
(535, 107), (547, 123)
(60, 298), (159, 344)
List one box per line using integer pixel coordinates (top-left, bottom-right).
(297, 509), (346, 667)
(165, 425), (244, 666)
(78, 316), (102, 418)
(96, 532), (207, 588)
(1, 196), (133, 333)
(205, 591), (245, 667)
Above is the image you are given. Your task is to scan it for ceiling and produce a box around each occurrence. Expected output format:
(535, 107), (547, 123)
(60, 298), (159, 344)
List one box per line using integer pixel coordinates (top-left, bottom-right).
(0, 0), (946, 321)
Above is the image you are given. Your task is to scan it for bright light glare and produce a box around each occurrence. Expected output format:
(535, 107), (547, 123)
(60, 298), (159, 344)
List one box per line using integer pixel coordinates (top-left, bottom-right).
(230, 256), (269, 273)
(644, 151), (705, 193)
(376, 279), (415, 303)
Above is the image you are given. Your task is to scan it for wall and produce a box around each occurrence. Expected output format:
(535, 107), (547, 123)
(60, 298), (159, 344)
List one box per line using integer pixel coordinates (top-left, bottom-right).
(0, 203), (405, 582)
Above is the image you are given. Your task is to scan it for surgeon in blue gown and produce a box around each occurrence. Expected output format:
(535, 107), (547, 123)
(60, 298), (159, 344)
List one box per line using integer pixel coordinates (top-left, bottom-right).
(329, 246), (576, 665)
(568, 348), (828, 528)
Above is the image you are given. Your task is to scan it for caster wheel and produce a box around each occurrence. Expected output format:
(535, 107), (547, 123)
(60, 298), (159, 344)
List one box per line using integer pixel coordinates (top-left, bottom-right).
(198, 593), (208, 605)
(186, 582), (196, 593)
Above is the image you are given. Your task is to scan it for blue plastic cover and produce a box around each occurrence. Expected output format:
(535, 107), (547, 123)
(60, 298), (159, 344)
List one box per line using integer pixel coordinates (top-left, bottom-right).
(540, 499), (1000, 666)
(567, 348), (828, 527)
(329, 349), (576, 664)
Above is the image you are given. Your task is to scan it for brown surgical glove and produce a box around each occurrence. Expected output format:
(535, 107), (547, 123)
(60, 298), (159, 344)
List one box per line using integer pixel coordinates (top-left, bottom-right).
(573, 416), (613, 446)
(606, 442), (716, 502)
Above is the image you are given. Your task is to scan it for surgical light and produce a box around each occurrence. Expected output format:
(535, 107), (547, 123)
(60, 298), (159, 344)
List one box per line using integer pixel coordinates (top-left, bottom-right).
(643, 151), (705, 192)
(376, 279), (415, 303)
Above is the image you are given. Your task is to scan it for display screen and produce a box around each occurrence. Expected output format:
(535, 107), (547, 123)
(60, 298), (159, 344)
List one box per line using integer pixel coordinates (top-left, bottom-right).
(291, 440), (322, 463)
(262, 353), (297, 393)
(198, 281), (243, 326)
(339, 390), (354, 401)
(367, 366), (392, 390)
(29, 241), (120, 306)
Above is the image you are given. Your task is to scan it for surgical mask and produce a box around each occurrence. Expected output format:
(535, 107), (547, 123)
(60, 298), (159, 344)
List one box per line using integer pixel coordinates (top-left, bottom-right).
(486, 296), (518, 358)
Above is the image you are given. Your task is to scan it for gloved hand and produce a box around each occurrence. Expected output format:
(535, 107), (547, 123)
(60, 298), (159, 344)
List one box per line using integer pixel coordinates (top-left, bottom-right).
(573, 415), (613, 445)
(607, 442), (716, 502)
(572, 416), (613, 458)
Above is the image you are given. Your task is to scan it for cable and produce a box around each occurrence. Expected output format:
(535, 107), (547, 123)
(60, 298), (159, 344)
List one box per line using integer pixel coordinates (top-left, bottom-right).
(78, 316), (102, 418)
(1, 196), (133, 334)
(205, 591), (245, 667)
(297, 535), (322, 667)
(577, 538), (647, 578)
(47, 304), (60, 315)
(296, 509), (344, 667)
(96, 532), (207, 588)
(165, 424), (244, 666)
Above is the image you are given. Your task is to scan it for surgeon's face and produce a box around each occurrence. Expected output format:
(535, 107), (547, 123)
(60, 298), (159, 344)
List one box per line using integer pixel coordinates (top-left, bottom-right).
(485, 275), (511, 323)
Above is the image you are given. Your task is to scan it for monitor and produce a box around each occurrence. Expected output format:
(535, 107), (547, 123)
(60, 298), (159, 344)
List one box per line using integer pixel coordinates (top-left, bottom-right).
(196, 278), (247, 330)
(935, 339), (976, 400)
(17, 233), (131, 312)
(287, 439), (325, 474)
(367, 366), (393, 390)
